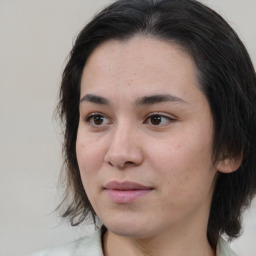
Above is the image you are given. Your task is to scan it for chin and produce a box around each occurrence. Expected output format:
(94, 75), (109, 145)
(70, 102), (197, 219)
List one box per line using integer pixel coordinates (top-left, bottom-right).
(109, 226), (148, 238)
(103, 217), (155, 238)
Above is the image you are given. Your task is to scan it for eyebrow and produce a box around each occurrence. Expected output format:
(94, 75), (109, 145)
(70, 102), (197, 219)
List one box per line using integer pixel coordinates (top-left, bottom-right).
(135, 94), (186, 106)
(80, 94), (110, 105)
(80, 93), (186, 106)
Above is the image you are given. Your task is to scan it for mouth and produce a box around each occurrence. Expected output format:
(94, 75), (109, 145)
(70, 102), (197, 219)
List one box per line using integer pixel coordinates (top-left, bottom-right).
(104, 181), (153, 204)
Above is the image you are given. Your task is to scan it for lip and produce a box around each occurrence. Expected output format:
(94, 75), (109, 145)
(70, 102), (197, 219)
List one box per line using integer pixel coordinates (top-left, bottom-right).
(104, 181), (153, 204)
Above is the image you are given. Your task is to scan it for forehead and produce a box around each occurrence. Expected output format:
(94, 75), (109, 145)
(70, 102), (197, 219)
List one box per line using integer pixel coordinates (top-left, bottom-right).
(81, 36), (204, 106)
(84, 36), (194, 76)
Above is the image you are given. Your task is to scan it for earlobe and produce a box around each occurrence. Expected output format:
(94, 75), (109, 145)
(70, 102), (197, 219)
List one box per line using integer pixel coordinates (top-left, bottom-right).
(216, 156), (242, 174)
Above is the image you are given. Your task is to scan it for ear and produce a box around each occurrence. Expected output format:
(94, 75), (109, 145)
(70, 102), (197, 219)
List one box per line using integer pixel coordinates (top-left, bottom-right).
(216, 155), (242, 174)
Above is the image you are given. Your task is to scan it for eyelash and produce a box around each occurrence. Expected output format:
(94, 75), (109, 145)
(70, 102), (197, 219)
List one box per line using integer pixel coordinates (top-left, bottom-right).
(145, 113), (176, 126)
(86, 113), (111, 127)
(85, 112), (176, 127)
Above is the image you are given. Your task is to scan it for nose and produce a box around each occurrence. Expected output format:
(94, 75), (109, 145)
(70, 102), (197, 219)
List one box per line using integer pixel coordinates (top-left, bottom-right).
(104, 124), (144, 169)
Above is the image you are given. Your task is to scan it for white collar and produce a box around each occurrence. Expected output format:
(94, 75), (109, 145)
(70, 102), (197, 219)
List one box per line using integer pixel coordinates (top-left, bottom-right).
(217, 237), (237, 256)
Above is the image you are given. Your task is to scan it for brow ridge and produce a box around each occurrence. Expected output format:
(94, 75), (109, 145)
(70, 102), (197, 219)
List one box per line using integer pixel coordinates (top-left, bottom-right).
(135, 94), (186, 106)
(80, 93), (186, 106)
(80, 94), (109, 105)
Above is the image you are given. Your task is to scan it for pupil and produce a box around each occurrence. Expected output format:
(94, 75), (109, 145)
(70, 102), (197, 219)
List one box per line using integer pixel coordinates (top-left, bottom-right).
(94, 116), (103, 125)
(151, 115), (161, 125)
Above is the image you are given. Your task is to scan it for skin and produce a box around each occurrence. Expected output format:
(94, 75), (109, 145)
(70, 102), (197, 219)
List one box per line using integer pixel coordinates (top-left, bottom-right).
(76, 36), (233, 256)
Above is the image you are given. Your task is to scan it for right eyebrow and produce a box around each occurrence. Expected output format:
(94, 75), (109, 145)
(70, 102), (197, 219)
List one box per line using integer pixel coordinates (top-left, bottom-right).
(80, 94), (110, 105)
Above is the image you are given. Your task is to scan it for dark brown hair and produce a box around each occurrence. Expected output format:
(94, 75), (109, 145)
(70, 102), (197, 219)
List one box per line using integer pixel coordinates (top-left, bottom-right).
(57, 0), (256, 247)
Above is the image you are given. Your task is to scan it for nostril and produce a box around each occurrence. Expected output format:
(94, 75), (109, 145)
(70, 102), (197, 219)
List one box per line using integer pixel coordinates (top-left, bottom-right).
(107, 160), (136, 169)
(107, 161), (114, 167)
(125, 161), (135, 166)
(119, 161), (137, 169)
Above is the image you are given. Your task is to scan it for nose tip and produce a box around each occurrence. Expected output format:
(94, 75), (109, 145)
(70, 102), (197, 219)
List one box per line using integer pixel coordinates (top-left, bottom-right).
(104, 129), (144, 169)
(104, 148), (143, 169)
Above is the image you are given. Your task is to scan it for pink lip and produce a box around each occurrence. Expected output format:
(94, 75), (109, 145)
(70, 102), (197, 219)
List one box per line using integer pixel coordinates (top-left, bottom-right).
(104, 181), (153, 204)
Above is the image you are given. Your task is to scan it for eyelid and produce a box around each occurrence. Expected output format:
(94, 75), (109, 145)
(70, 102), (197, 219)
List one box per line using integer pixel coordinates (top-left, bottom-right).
(86, 112), (105, 120)
(144, 112), (177, 126)
(83, 111), (176, 127)
(146, 112), (176, 119)
(85, 112), (112, 126)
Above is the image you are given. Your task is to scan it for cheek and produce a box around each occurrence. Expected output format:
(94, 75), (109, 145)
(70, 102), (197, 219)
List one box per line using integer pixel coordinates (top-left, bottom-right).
(148, 125), (215, 192)
(76, 129), (106, 178)
(76, 138), (104, 202)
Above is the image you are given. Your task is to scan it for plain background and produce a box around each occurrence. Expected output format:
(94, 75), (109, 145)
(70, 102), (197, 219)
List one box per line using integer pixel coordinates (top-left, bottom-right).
(0, 1), (255, 256)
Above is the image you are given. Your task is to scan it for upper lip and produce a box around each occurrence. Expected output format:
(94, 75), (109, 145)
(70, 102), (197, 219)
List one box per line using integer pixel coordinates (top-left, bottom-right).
(104, 181), (152, 190)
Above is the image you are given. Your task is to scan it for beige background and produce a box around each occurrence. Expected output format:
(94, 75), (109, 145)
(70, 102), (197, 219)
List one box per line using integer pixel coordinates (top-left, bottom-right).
(0, 0), (255, 256)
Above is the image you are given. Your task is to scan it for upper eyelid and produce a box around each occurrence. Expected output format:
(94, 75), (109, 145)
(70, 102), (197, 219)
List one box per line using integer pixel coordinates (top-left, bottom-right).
(83, 111), (177, 122)
(146, 112), (177, 119)
(87, 112), (110, 119)
(86, 112), (108, 118)
(85, 113), (111, 127)
(85, 112), (108, 121)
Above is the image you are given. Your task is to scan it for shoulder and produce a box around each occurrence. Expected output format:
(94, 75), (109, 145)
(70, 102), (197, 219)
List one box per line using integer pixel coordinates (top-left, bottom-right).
(217, 237), (238, 256)
(28, 228), (104, 256)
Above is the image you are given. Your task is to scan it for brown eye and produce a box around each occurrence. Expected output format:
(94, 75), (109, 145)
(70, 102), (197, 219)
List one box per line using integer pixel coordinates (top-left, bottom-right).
(93, 115), (104, 125)
(146, 114), (175, 126)
(86, 114), (110, 126)
(149, 115), (162, 125)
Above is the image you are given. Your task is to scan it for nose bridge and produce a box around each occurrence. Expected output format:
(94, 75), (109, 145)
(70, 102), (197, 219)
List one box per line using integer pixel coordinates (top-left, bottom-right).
(110, 119), (136, 155)
(104, 118), (143, 168)
(114, 119), (132, 144)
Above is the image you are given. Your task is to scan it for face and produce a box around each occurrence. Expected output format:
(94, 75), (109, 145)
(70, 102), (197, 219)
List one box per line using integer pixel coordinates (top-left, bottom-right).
(76, 36), (219, 239)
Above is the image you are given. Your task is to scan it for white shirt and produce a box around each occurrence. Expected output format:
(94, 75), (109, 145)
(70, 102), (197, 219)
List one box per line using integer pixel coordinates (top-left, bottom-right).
(29, 228), (237, 256)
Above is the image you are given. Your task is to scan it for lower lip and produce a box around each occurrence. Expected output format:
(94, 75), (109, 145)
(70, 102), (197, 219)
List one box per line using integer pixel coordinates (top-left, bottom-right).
(105, 189), (152, 203)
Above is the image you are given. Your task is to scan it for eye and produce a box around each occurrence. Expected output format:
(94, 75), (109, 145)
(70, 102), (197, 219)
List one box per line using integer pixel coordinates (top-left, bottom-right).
(86, 113), (111, 127)
(145, 114), (175, 126)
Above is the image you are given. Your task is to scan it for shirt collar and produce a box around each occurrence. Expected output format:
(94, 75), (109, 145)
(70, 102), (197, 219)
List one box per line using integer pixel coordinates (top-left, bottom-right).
(216, 237), (237, 256)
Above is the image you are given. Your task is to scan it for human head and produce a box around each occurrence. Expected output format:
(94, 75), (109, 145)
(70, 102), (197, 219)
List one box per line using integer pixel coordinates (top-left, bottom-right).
(58, 0), (256, 246)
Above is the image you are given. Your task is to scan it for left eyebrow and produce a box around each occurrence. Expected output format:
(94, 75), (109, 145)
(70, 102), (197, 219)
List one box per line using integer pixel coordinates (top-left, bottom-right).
(135, 94), (187, 106)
